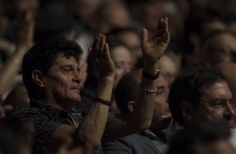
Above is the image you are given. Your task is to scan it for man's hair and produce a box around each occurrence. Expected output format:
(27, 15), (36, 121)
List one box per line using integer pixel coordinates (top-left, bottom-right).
(168, 67), (226, 126)
(22, 38), (82, 98)
(115, 74), (140, 113)
(167, 121), (231, 154)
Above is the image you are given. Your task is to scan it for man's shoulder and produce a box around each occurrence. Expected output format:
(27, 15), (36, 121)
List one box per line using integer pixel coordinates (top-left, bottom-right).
(114, 132), (149, 143)
(103, 132), (158, 154)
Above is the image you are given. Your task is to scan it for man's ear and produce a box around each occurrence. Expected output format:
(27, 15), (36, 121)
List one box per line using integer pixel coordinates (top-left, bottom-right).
(127, 101), (136, 113)
(180, 101), (193, 121)
(31, 70), (45, 87)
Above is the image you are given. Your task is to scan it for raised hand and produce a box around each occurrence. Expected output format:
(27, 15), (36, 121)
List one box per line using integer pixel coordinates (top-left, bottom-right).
(141, 17), (170, 65)
(15, 5), (35, 49)
(90, 34), (115, 79)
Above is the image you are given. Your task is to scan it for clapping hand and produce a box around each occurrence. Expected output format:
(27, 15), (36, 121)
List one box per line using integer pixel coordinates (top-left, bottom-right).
(142, 17), (170, 66)
(89, 34), (115, 79)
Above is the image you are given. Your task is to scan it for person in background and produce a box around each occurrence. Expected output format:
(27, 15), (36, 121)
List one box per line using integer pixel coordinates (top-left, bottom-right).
(104, 69), (173, 154)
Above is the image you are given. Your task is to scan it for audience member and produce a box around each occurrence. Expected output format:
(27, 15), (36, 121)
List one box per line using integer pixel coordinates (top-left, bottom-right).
(10, 17), (170, 153)
(157, 54), (178, 86)
(215, 62), (236, 147)
(104, 70), (173, 154)
(184, 8), (226, 65)
(108, 28), (142, 65)
(169, 67), (235, 129)
(200, 31), (236, 68)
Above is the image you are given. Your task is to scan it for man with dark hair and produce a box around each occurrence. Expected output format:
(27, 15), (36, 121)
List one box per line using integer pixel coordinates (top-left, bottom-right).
(104, 69), (173, 154)
(10, 18), (170, 154)
(168, 67), (235, 128)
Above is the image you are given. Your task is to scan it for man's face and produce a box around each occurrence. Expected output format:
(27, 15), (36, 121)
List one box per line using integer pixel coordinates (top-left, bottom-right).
(190, 80), (236, 128)
(151, 75), (170, 129)
(208, 34), (236, 68)
(43, 53), (82, 107)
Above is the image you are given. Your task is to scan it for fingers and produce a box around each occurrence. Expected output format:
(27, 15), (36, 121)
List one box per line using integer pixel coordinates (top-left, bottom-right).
(151, 17), (170, 46)
(91, 34), (107, 58)
(163, 17), (170, 43)
(103, 43), (111, 59)
(142, 28), (149, 44)
(100, 35), (106, 56)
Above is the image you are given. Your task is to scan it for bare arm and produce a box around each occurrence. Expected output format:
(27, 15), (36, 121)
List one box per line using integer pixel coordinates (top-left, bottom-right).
(0, 7), (34, 98)
(44, 35), (115, 154)
(102, 18), (170, 142)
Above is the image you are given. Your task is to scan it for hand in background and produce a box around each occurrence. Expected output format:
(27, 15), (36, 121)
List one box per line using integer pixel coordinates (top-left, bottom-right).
(15, 5), (35, 49)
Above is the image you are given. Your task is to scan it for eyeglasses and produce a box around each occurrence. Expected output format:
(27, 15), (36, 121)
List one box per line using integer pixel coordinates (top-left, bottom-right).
(200, 99), (236, 110)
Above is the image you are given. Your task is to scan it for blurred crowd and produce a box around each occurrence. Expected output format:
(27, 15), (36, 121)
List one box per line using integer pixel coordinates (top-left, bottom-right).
(1, 0), (236, 154)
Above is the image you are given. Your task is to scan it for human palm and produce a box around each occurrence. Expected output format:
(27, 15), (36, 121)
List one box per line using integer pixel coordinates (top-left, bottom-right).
(141, 18), (170, 65)
(90, 35), (115, 79)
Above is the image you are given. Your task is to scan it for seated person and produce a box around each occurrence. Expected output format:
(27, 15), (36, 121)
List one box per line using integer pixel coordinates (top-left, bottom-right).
(169, 67), (235, 129)
(103, 69), (173, 154)
(10, 18), (170, 153)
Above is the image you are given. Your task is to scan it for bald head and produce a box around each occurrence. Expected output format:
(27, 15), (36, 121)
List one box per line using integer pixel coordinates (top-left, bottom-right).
(215, 62), (236, 98)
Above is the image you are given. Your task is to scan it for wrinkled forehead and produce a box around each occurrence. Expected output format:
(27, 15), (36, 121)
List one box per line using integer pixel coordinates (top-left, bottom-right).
(53, 52), (80, 63)
(200, 80), (232, 100)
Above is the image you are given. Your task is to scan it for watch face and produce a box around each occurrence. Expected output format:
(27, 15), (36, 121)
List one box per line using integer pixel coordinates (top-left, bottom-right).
(142, 69), (160, 80)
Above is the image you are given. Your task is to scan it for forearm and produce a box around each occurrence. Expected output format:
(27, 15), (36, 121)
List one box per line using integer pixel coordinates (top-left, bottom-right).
(131, 63), (157, 129)
(0, 38), (14, 52)
(75, 76), (114, 148)
(0, 46), (27, 97)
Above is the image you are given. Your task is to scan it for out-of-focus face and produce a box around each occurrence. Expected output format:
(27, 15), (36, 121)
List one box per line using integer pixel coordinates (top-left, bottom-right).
(157, 55), (178, 86)
(151, 75), (171, 129)
(76, 0), (102, 24)
(43, 53), (82, 108)
(201, 21), (226, 39)
(203, 139), (236, 154)
(204, 33), (236, 68)
(189, 80), (236, 128)
(106, 2), (130, 29)
(14, 0), (39, 17)
(116, 32), (142, 65)
(111, 46), (133, 89)
(142, 1), (166, 31)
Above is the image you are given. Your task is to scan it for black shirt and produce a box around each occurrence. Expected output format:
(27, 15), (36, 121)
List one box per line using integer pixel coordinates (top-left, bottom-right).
(10, 99), (103, 154)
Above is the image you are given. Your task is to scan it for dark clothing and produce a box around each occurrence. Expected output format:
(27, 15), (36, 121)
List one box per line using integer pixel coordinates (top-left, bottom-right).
(9, 99), (103, 154)
(103, 130), (174, 154)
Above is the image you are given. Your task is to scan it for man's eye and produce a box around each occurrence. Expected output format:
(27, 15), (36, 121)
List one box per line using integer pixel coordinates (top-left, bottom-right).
(229, 100), (236, 107)
(212, 101), (224, 106)
(156, 90), (163, 95)
(63, 69), (71, 72)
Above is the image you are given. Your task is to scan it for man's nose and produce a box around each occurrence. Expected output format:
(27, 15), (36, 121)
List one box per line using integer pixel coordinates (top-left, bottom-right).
(225, 104), (236, 116)
(73, 71), (82, 83)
